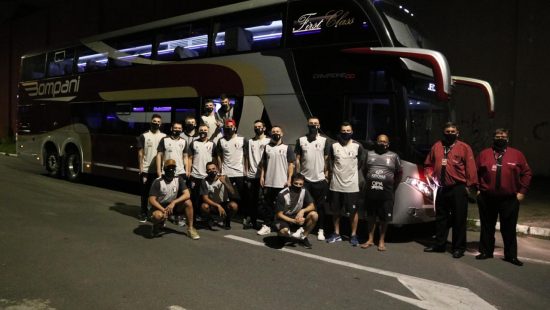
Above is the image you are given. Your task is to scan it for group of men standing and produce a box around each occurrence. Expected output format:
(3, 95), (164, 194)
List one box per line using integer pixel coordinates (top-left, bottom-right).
(423, 122), (531, 266)
(136, 99), (532, 266)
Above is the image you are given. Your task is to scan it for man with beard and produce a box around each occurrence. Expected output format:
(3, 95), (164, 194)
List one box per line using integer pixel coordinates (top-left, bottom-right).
(423, 122), (477, 259)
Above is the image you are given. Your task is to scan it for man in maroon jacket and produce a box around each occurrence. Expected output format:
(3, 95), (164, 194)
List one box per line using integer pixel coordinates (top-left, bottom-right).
(423, 122), (478, 258)
(475, 128), (532, 266)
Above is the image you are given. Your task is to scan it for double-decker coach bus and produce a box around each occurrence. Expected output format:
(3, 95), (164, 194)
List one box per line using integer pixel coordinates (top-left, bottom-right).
(17, 0), (494, 224)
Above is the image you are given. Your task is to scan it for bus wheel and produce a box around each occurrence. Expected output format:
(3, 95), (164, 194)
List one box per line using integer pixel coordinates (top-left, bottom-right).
(65, 151), (81, 182)
(45, 150), (61, 177)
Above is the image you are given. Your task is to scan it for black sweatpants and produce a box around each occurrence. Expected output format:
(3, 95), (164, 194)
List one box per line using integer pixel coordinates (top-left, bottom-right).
(244, 178), (262, 223)
(140, 172), (157, 215)
(434, 183), (468, 252)
(304, 179), (328, 230)
(477, 193), (520, 259)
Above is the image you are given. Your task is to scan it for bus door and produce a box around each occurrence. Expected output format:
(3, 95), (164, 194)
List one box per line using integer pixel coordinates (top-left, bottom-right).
(344, 95), (395, 145)
(91, 102), (148, 180)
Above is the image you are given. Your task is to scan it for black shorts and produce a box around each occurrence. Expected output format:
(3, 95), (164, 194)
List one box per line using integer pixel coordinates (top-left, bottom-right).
(327, 191), (359, 216)
(273, 219), (301, 232)
(365, 198), (394, 222)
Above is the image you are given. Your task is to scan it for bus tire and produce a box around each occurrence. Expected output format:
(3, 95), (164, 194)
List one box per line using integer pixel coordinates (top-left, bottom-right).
(45, 149), (61, 177)
(65, 150), (81, 182)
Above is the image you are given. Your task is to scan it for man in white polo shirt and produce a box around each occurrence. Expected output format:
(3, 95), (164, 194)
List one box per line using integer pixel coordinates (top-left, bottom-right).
(258, 125), (295, 235)
(243, 120), (271, 230)
(326, 122), (365, 246)
(137, 114), (166, 223)
(295, 116), (330, 241)
(216, 119), (247, 211)
(188, 124), (216, 220)
(156, 121), (190, 179)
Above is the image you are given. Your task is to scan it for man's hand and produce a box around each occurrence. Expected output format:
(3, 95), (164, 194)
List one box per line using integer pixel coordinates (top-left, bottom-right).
(260, 176), (265, 188)
(217, 205), (227, 218)
(517, 193), (525, 202)
(165, 202), (175, 216)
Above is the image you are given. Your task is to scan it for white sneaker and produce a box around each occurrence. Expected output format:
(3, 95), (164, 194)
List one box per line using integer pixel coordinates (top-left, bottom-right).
(317, 229), (325, 241)
(291, 227), (305, 239)
(257, 224), (272, 235)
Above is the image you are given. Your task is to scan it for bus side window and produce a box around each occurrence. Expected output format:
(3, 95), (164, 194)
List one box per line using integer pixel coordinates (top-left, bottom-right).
(21, 54), (46, 81)
(155, 22), (209, 61)
(76, 46), (108, 73)
(213, 8), (283, 55)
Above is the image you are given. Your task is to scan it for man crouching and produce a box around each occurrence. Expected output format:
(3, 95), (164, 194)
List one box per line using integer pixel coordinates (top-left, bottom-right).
(274, 173), (318, 249)
(149, 159), (199, 239)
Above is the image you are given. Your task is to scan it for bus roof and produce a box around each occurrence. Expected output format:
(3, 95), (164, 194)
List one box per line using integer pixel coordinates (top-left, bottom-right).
(82, 0), (286, 44)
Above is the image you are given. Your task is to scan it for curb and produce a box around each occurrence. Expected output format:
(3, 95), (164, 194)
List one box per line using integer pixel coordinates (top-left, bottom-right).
(0, 152), (17, 157)
(470, 219), (550, 237)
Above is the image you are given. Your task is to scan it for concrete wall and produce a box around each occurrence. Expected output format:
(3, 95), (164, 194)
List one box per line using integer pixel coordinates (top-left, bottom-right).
(1, 0), (549, 175)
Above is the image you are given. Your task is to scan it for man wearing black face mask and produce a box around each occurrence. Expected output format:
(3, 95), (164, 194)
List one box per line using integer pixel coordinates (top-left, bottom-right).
(326, 122), (365, 246)
(424, 122), (477, 258)
(475, 128), (532, 266)
(258, 126), (295, 235)
(217, 94), (234, 121)
(274, 173), (317, 249)
(243, 120), (271, 230)
(199, 162), (239, 230)
(137, 114), (166, 223)
(181, 116), (198, 147)
(361, 134), (401, 251)
(201, 99), (223, 142)
(216, 119), (247, 217)
(189, 124), (217, 221)
(295, 117), (331, 241)
(149, 159), (199, 239)
(156, 121), (190, 180)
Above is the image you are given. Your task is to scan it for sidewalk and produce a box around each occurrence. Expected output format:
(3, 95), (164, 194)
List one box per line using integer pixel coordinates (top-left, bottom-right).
(468, 176), (550, 238)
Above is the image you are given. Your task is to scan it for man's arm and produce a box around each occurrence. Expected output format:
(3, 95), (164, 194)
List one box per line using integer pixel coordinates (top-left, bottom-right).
(517, 151), (533, 201)
(156, 152), (164, 178)
(286, 145), (296, 186)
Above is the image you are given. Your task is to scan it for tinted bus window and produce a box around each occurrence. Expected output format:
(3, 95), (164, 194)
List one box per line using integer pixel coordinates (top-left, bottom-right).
(106, 35), (153, 68)
(213, 9), (283, 54)
(21, 54), (46, 81)
(76, 46), (108, 73)
(46, 49), (75, 77)
(287, 0), (379, 47)
(155, 23), (209, 60)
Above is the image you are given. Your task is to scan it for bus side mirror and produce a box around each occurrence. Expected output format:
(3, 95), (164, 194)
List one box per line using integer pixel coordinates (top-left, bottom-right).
(451, 76), (495, 118)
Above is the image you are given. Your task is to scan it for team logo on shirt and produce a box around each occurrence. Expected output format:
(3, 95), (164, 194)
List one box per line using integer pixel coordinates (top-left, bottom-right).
(370, 170), (386, 180)
(371, 181), (384, 190)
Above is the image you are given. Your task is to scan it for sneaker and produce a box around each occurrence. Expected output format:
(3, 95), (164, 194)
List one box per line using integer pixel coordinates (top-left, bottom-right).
(206, 218), (215, 231)
(176, 216), (186, 227)
(301, 237), (312, 249)
(257, 224), (272, 235)
(317, 229), (325, 241)
(350, 235), (359, 247)
(187, 227), (200, 240)
(138, 213), (148, 223)
(326, 233), (342, 243)
(224, 218), (232, 230)
(291, 227), (305, 239)
(243, 217), (252, 229)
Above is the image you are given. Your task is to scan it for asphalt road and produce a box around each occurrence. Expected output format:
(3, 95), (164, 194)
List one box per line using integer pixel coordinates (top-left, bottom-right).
(1, 156), (549, 310)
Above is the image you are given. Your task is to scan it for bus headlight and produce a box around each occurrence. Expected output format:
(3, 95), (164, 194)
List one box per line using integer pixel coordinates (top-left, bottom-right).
(404, 177), (434, 201)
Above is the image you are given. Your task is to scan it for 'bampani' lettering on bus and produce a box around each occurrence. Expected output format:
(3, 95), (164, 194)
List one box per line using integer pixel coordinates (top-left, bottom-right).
(25, 76), (80, 98)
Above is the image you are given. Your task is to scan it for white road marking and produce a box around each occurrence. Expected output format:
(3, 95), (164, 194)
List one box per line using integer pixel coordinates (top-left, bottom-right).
(225, 235), (496, 310)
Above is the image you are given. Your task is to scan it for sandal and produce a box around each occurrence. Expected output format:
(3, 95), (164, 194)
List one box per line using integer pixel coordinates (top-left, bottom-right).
(360, 242), (375, 249)
(377, 245), (387, 251)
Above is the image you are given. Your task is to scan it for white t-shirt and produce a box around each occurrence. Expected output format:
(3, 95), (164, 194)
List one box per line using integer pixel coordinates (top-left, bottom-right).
(189, 139), (215, 179)
(217, 135), (246, 178)
(158, 137), (188, 176)
(137, 130), (166, 173)
(295, 135), (330, 182)
(246, 136), (271, 179)
(329, 140), (364, 193)
(263, 143), (295, 188)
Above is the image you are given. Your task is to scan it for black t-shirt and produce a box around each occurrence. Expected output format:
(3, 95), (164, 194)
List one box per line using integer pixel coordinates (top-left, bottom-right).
(276, 188), (314, 217)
